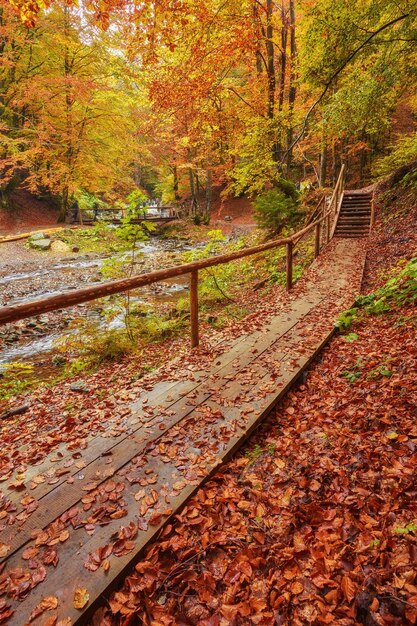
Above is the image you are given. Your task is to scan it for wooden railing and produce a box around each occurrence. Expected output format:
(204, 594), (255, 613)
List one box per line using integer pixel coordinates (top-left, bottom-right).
(0, 168), (346, 348)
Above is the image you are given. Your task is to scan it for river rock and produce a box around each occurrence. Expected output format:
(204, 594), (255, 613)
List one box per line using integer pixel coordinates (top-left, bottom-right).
(51, 240), (71, 254)
(29, 237), (51, 250)
(29, 232), (47, 241)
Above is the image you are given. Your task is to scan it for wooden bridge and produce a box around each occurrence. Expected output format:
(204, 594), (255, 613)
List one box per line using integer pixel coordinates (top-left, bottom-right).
(76, 206), (180, 226)
(0, 168), (375, 624)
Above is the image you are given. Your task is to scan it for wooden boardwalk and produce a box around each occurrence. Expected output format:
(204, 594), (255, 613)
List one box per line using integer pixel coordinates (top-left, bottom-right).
(0, 239), (367, 625)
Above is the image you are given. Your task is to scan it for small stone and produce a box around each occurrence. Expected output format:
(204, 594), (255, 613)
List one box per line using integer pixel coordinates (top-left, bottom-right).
(70, 382), (89, 393)
(72, 246), (80, 253)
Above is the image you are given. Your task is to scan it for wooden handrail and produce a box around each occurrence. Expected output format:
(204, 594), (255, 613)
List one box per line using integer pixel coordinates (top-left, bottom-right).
(0, 168), (345, 346)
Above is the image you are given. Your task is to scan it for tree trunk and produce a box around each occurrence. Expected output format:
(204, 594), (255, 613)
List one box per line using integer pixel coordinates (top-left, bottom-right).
(173, 165), (180, 202)
(286, 0), (297, 173)
(58, 186), (69, 223)
(266, 0), (275, 121)
(319, 142), (327, 187)
(205, 169), (212, 221)
(278, 1), (287, 113)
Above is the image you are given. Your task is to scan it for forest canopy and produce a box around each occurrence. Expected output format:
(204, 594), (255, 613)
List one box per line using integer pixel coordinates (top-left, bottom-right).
(2, 0), (417, 219)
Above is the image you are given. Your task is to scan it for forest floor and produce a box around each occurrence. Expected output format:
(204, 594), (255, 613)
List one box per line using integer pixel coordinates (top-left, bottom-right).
(88, 193), (417, 626)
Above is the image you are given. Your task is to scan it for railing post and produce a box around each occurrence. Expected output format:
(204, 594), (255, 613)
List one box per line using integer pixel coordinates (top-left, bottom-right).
(326, 213), (330, 243)
(190, 270), (199, 348)
(286, 241), (293, 291)
(314, 222), (321, 258)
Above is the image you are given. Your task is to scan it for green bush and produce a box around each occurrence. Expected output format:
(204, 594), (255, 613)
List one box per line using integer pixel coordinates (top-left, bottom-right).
(254, 180), (300, 233)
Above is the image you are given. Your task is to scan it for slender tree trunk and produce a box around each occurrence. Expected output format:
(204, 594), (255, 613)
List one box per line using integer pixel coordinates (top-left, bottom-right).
(319, 141), (327, 187)
(59, 185), (69, 223)
(266, 0), (275, 121)
(205, 169), (212, 221)
(60, 5), (73, 223)
(286, 0), (297, 173)
(189, 169), (198, 217)
(278, 1), (287, 113)
(172, 165), (180, 202)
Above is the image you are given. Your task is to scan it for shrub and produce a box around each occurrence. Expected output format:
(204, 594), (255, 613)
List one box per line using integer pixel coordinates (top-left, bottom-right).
(254, 180), (300, 233)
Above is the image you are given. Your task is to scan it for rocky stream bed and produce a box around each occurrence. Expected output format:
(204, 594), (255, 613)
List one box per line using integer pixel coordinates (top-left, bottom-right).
(0, 236), (208, 374)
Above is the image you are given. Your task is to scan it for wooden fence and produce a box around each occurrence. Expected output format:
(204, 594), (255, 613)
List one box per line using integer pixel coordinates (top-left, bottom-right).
(0, 167), (345, 348)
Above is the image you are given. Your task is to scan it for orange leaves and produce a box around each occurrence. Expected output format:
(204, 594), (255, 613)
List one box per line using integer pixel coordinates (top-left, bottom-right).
(341, 576), (357, 603)
(29, 596), (58, 622)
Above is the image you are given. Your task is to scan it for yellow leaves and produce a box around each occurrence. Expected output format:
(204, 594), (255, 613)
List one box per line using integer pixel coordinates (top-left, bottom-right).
(73, 587), (89, 610)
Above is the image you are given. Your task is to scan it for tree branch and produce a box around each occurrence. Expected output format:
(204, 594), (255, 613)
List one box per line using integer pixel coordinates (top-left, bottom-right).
(281, 13), (409, 165)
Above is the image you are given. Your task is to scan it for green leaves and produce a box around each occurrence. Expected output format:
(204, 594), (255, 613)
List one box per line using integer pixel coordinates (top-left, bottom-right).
(394, 522), (417, 535)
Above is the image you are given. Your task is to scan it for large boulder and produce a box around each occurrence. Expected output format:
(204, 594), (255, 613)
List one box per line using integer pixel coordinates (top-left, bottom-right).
(28, 237), (51, 250)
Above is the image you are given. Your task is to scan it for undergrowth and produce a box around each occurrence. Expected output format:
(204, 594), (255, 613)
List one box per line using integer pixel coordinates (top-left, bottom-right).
(336, 256), (417, 332)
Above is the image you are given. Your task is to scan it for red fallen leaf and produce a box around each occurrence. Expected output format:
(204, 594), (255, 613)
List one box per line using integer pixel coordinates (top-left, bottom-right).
(405, 596), (417, 622)
(35, 531), (50, 546)
(43, 548), (58, 566)
(84, 552), (102, 572)
(118, 522), (137, 540)
(22, 546), (40, 560)
(31, 566), (47, 586)
(81, 482), (98, 492)
(341, 575), (357, 603)
(148, 513), (162, 526)
(112, 540), (136, 557)
(137, 518), (148, 532)
(110, 509), (128, 520)
(29, 595), (58, 621)
(0, 609), (14, 623)
(290, 581), (304, 595)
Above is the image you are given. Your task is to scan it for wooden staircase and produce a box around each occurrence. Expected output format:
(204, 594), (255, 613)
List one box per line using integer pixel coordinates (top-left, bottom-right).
(334, 191), (373, 238)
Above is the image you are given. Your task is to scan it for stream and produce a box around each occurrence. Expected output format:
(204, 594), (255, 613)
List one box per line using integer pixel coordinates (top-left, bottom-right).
(0, 238), (206, 370)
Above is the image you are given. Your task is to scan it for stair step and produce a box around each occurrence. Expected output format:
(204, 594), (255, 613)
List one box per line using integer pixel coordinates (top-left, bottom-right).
(336, 230), (369, 236)
(339, 219), (370, 223)
(337, 223), (370, 228)
(336, 224), (369, 233)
